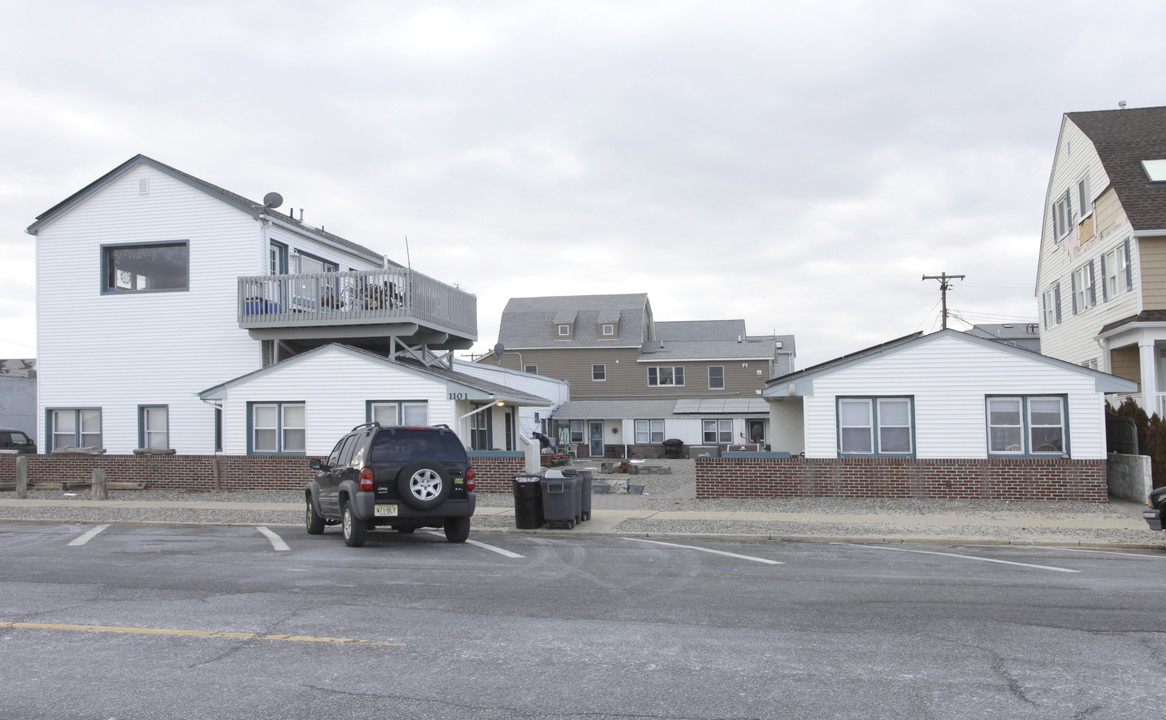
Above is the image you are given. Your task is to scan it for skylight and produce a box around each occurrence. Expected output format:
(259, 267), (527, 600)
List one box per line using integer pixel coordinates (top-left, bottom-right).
(1142, 159), (1166, 182)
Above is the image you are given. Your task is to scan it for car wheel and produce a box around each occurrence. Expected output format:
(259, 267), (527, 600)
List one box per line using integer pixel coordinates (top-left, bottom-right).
(443, 516), (470, 543)
(305, 496), (325, 535)
(396, 460), (453, 511)
(341, 501), (367, 547)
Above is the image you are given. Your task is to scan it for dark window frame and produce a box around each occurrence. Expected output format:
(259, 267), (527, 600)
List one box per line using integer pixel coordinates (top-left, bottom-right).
(101, 240), (190, 294)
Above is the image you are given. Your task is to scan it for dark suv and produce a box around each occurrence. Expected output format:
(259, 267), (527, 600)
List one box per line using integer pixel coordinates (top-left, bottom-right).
(306, 423), (476, 546)
(0, 428), (36, 454)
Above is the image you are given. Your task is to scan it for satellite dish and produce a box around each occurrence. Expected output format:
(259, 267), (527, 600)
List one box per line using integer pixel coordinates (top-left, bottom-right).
(262, 192), (283, 209)
(493, 343), (505, 356)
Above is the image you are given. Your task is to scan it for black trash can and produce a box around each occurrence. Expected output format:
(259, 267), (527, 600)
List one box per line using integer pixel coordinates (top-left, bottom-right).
(513, 474), (544, 529)
(663, 438), (685, 459)
(540, 475), (578, 529)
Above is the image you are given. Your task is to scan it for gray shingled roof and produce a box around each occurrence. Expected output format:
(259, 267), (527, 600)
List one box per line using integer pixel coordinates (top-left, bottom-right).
(498, 294), (650, 347)
(1066, 106), (1166, 232)
(637, 339), (775, 361)
(654, 319), (746, 341)
(27, 155), (389, 265)
(553, 397), (768, 420)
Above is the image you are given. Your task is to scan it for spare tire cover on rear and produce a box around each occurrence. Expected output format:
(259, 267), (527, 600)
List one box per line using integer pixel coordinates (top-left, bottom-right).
(396, 459), (453, 511)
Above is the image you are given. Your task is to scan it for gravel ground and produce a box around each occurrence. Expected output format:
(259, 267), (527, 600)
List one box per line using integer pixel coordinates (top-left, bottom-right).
(2, 458), (1161, 547)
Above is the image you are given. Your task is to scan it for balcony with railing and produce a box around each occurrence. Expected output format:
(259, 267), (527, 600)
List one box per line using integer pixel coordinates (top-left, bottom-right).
(238, 268), (476, 350)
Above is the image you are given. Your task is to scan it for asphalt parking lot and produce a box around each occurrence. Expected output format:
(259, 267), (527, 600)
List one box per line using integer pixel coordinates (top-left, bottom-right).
(3, 520), (1165, 719)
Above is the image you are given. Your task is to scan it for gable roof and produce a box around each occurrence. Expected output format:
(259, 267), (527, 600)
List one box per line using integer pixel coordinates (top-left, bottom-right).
(26, 154), (386, 265)
(1065, 106), (1166, 232)
(498, 294), (651, 347)
(763, 329), (1136, 396)
(199, 343), (550, 406)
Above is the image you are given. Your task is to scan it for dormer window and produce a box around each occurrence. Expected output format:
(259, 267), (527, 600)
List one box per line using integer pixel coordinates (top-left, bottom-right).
(602, 324), (615, 336)
(557, 324), (571, 337)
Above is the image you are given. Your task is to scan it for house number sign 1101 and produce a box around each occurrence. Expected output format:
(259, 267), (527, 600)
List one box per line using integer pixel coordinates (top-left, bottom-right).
(448, 392), (469, 400)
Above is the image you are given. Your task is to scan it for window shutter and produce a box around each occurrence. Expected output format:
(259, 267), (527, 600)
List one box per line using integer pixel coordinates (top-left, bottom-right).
(1070, 273), (1078, 314)
(1054, 282), (1061, 323)
(1125, 238), (1133, 290)
(1100, 254), (1108, 302)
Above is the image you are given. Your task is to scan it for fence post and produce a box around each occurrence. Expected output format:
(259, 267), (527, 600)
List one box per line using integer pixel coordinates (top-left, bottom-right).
(16, 456), (28, 499)
(91, 468), (107, 501)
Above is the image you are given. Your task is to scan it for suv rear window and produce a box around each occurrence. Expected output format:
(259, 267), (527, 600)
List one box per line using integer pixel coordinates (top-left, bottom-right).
(370, 429), (468, 464)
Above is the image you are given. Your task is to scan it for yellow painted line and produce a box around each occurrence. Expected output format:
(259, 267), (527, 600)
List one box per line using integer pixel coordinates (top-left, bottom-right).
(0, 621), (405, 646)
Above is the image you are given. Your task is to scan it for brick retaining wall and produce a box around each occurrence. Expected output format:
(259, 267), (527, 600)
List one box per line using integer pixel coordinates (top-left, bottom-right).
(695, 456), (1109, 502)
(0, 451), (527, 494)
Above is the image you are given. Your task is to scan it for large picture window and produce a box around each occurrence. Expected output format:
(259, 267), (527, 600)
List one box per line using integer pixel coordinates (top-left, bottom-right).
(103, 242), (189, 293)
(987, 396), (1066, 456)
(251, 402), (305, 454)
(837, 397), (914, 456)
(49, 408), (102, 451)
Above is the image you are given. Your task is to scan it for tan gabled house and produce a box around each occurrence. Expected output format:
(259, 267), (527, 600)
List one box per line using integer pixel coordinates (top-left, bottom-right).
(1035, 105), (1166, 414)
(480, 294), (795, 457)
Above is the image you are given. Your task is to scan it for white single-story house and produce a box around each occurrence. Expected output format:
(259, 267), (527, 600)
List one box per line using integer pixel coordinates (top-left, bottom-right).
(762, 329), (1137, 460)
(449, 359), (570, 443)
(198, 344), (551, 457)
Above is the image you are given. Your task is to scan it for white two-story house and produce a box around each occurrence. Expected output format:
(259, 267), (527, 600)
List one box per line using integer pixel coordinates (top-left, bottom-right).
(1035, 105), (1166, 413)
(25, 155), (545, 455)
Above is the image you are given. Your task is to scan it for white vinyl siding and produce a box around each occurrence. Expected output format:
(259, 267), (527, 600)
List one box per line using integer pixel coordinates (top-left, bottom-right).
(801, 335), (1106, 459)
(216, 348), (461, 455)
(34, 163), (383, 453)
(1035, 118), (1139, 370)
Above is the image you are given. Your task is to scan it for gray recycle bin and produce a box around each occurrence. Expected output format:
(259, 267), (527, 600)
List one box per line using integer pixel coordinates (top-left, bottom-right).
(540, 474), (579, 529)
(512, 474), (544, 529)
(563, 468), (593, 521)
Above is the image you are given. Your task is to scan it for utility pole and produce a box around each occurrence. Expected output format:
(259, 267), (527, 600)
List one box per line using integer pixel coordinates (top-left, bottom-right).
(922, 272), (965, 330)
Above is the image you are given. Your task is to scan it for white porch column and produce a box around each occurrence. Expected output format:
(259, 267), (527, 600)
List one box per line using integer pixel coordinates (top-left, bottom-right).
(1139, 339), (1157, 414)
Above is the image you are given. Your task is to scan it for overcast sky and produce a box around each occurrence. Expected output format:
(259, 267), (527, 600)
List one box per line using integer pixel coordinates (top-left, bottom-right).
(2, 1), (1164, 367)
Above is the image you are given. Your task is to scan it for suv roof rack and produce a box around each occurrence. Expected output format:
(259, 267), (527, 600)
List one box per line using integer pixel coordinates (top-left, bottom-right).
(349, 421), (382, 432)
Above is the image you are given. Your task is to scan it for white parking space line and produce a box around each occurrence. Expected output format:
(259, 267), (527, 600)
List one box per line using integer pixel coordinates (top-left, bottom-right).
(256, 527), (290, 552)
(1034, 547), (1166, 560)
(67, 525), (110, 546)
(854, 544), (1079, 573)
(628, 538), (784, 565)
(424, 532), (524, 558)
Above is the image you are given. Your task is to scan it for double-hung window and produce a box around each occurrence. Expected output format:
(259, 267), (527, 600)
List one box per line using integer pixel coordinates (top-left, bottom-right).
(1071, 262), (1096, 314)
(49, 408), (102, 451)
(251, 402), (305, 454)
(569, 420), (584, 444)
(1042, 283), (1061, 328)
(368, 401), (428, 426)
(1077, 175), (1092, 219)
(1101, 241), (1133, 301)
(1052, 189), (1072, 240)
(592, 364), (606, 381)
(635, 419), (665, 444)
(648, 366), (685, 387)
(987, 396), (1066, 456)
(703, 419), (733, 444)
(708, 366), (725, 390)
(837, 397), (914, 456)
(139, 405), (169, 449)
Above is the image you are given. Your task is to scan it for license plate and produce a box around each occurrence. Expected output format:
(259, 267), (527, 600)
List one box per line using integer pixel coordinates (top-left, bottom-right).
(374, 504), (398, 517)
